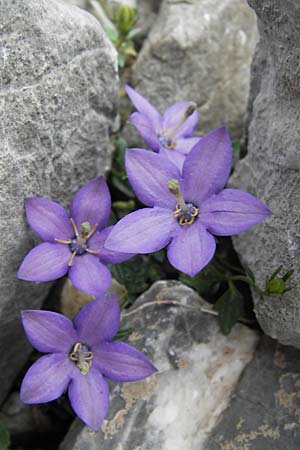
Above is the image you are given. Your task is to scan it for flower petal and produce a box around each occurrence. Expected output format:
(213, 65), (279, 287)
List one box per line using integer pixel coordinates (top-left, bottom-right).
(175, 109), (199, 138)
(93, 341), (157, 382)
(74, 294), (120, 346)
(125, 148), (180, 208)
(182, 127), (232, 205)
(175, 137), (201, 155)
(167, 222), (216, 276)
(68, 367), (109, 431)
(70, 177), (111, 232)
(105, 207), (177, 254)
(125, 84), (162, 130)
(20, 354), (74, 404)
(129, 112), (160, 151)
(21, 310), (77, 353)
(88, 227), (135, 264)
(25, 197), (73, 241)
(162, 102), (193, 132)
(17, 242), (70, 282)
(68, 254), (111, 296)
(200, 189), (272, 236)
(158, 147), (186, 173)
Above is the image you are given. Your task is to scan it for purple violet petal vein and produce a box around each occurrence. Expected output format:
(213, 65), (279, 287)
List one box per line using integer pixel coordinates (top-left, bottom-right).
(17, 242), (70, 282)
(68, 367), (109, 431)
(68, 253), (111, 296)
(88, 227), (135, 264)
(182, 126), (232, 205)
(129, 112), (161, 151)
(74, 294), (120, 345)
(125, 84), (162, 130)
(125, 148), (180, 208)
(200, 189), (272, 236)
(25, 197), (73, 241)
(93, 341), (157, 382)
(21, 310), (78, 353)
(70, 177), (111, 232)
(167, 222), (216, 276)
(105, 207), (178, 254)
(20, 354), (74, 404)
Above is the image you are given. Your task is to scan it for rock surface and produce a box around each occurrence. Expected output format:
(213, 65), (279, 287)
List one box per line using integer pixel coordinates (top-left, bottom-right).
(230, 0), (300, 347)
(0, 0), (118, 403)
(60, 280), (259, 450)
(127, 0), (258, 140)
(207, 337), (300, 450)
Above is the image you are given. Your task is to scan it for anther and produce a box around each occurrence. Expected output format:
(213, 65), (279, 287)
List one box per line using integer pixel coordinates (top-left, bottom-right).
(70, 342), (93, 375)
(68, 251), (76, 267)
(54, 238), (72, 244)
(70, 218), (79, 237)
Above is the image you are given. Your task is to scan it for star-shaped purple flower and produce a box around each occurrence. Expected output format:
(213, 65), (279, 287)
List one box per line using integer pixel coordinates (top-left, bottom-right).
(125, 84), (200, 171)
(105, 127), (271, 277)
(20, 294), (156, 430)
(17, 177), (133, 295)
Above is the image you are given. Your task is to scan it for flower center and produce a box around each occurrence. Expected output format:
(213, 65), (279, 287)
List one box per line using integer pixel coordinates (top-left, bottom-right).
(168, 179), (199, 226)
(54, 219), (99, 266)
(69, 342), (93, 375)
(157, 102), (197, 150)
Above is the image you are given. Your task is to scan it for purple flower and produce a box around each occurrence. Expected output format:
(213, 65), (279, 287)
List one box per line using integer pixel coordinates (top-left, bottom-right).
(125, 84), (200, 171)
(105, 127), (271, 277)
(17, 177), (133, 295)
(20, 294), (156, 430)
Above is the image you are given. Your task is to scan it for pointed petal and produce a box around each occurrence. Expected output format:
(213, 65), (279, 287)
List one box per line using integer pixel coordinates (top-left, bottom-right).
(162, 102), (192, 131)
(74, 294), (120, 346)
(167, 222), (216, 276)
(175, 109), (199, 138)
(25, 197), (73, 241)
(182, 127), (232, 205)
(129, 112), (160, 151)
(68, 254), (111, 296)
(125, 148), (180, 208)
(175, 137), (201, 155)
(68, 367), (109, 431)
(88, 227), (135, 264)
(158, 147), (186, 173)
(21, 310), (77, 353)
(105, 207), (177, 254)
(93, 342), (157, 382)
(70, 177), (111, 232)
(17, 243), (70, 282)
(200, 189), (272, 236)
(125, 84), (161, 129)
(20, 354), (73, 404)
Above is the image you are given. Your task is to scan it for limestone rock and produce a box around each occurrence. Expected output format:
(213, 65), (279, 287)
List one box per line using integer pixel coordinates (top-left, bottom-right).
(0, 0), (118, 403)
(230, 0), (300, 347)
(127, 0), (258, 141)
(60, 280), (259, 450)
(207, 337), (300, 450)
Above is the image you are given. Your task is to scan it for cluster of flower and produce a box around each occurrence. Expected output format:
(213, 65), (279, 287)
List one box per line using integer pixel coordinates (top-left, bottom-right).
(17, 86), (271, 431)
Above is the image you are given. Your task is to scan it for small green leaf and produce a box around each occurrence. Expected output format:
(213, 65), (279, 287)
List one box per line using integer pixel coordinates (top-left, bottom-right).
(0, 423), (10, 450)
(116, 5), (137, 35)
(104, 26), (119, 42)
(214, 285), (244, 335)
(113, 326), (133, 341)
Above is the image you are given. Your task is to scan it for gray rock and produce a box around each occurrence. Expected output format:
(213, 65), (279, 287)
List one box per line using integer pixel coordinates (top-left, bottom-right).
(0, 0), (118, 403)
(60, 280), (259, 450)
(126, 0), (258, 141)
(207, 337), (300, 450)
(230, 0), (300, 347)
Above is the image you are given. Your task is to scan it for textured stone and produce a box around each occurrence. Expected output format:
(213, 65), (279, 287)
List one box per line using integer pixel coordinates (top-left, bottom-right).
(207, 337), (300, 450)
(127, 0), (258, 141)
(230, 0), (300, 347)
(0, 0), (118, 403)
(60, 280), (258, 450)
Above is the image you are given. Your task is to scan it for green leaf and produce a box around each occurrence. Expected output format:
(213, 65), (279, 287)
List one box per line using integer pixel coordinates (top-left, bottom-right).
(104, 26), (119, 43)
(118, 52), (126, 68)
(127, 27), (141, 40)
(267, 277), (286, 295)
(0, 423), (10, 450)
(214, 285), (244, 335)
(113, 326), (133, 341)
(116, 5), (137, 35)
